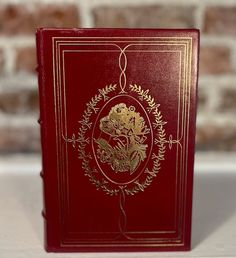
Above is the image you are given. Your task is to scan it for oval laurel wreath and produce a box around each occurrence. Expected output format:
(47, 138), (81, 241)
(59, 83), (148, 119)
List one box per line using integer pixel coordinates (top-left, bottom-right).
(77, 84), (166, 196)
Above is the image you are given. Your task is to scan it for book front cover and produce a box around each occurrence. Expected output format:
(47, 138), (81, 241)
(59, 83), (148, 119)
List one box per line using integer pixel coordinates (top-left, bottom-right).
(36, 28), (199, 252)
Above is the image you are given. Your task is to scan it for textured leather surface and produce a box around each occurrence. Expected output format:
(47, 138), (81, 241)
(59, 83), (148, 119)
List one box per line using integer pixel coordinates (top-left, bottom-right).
(36, 28), (199, 252)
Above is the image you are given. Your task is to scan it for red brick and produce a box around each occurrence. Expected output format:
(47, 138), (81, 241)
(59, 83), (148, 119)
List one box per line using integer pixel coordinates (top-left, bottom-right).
(200, 46), (233, 75)
(0, 49), (4, 73)
(36, 4), (80, 28)
(0, 4), (80, 35)
(204, 7), (236, 35)
(0, 89), (38, 114)
(196, 124), (236, 151)
(93, 6), (196, 28)
(0, 125), (40, 153)
(27, 90), (39, 112)
(218, 88), (236, 112)
(15, 47), (37, 74)
(198, 87), (208, 111)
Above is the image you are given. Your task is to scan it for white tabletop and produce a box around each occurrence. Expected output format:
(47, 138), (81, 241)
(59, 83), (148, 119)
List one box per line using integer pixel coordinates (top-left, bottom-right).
(0, 153), (236, 258)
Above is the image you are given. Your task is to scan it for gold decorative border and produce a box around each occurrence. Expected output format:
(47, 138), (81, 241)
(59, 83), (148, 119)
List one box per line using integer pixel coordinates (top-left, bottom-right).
(54, 39), (186, 243)
(52, 36), (192, 247)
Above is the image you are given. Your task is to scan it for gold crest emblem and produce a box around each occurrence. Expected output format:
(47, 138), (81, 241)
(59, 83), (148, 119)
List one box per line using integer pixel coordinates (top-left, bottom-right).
(95, 103), (150, 174)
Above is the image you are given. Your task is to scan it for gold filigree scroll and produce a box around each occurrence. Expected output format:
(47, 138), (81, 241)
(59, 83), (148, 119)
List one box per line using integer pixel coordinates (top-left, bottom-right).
(64, 84), (119, 196)
(95, 103), (150, 174)
(125, 84), (167, 195)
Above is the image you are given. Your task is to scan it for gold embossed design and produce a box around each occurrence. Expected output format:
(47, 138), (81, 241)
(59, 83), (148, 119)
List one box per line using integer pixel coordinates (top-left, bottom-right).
(124, 84), (167, 195)
(64, 83), (169, 196)
(95, 103), (150, 174)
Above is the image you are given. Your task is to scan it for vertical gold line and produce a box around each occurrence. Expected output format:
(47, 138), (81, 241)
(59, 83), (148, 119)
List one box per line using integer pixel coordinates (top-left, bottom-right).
(181, 41), (188, 239)
(53, 38), (63, 245)
(58, 42), (66, 225)
(181, 40), (190, 240)
(176, 43), (187, 239)
(183, 38), (193, 244)
(62, 50), (70, 217)
(178, 42), (188, 239)
(174, 50), (182, 231)
(56, 40), (63, 222)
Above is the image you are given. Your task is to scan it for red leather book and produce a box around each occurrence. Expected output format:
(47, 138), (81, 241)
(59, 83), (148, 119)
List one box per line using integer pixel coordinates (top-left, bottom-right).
(36, 28), (199, 252)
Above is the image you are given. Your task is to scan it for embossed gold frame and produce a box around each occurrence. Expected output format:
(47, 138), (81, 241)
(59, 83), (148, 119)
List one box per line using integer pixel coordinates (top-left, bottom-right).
(52, 36), (193, 247)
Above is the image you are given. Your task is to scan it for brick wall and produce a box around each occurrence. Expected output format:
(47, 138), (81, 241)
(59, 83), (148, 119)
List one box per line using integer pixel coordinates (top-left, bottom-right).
(0, 0), (235, 153)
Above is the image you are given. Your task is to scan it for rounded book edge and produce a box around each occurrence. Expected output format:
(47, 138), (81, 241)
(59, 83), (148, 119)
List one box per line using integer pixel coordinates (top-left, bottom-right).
(40, 171), (44, 178)
(41, 210), (46, 219)
(37, 118), (42, 124)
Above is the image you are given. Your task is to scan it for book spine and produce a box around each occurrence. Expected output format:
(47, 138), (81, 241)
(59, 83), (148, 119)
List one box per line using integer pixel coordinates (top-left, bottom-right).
(35, 28), (47, 245)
